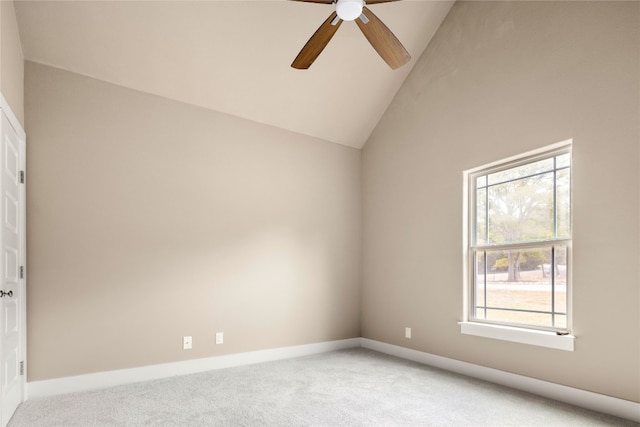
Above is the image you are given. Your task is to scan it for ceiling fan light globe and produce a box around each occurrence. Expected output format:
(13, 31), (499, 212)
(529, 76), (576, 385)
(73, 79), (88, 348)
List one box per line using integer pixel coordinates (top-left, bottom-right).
(336, 0), (364, 21)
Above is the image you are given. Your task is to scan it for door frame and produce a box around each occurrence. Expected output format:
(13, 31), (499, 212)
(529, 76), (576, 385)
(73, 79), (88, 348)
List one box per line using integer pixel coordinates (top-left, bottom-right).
(0, 93), (27, 408)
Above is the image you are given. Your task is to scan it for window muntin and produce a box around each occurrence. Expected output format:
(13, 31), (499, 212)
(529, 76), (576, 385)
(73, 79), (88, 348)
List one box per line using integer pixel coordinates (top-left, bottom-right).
(469, 147), (571, 332)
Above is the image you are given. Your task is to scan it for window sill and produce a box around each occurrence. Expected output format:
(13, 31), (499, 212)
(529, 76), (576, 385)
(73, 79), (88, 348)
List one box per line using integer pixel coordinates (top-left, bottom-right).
(459, 322), (575, 351)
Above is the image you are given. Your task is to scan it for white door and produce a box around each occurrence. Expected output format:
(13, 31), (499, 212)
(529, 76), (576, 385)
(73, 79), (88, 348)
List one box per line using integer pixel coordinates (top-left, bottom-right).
(0, 110), (24, 427)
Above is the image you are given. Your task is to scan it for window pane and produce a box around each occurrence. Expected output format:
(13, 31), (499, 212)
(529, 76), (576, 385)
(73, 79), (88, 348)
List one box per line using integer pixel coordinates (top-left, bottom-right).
(554, 315), (567, 329)
(475, 251), (486, 312)
(473, 247), (567, 329)
(556, 168), (571, 238)
(554, 246), (568, 328)
(487, 172), (554, 244)
(485, 248), (552, 314)
(486, 309), (552, 326)
(476, 175), (487, 188)
(556, 152), (570, 168)
(476, 188), (487, 245)
(488, 158), (553, 186)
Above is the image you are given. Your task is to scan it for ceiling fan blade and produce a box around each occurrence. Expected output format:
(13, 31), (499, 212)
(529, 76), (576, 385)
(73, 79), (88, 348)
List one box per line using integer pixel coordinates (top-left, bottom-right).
(292, 12), (343, 69)
(289, 0), (334, 4)
(365, 0), (401, 4)
(355, 6), (410, 69)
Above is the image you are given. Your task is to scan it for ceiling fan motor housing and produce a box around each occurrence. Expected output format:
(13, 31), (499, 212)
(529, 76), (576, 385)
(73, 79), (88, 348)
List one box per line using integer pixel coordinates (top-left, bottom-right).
(336, 0), (364, 21)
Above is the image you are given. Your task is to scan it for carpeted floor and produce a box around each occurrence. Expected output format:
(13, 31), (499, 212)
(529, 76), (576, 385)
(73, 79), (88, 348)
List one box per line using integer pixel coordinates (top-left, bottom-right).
(9, 348), (638, 426)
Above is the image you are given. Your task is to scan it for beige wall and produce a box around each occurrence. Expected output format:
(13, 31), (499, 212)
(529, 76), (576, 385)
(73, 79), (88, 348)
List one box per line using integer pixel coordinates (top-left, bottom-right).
(362, 1), (639, 402)
(1, 0), (24, 126)
(25, 61), (361, 381)
(22, 0), (640, 403)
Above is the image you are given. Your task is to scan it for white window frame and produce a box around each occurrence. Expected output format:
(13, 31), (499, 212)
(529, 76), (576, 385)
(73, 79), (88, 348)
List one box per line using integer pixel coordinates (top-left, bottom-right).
(460, 140), (575, 351)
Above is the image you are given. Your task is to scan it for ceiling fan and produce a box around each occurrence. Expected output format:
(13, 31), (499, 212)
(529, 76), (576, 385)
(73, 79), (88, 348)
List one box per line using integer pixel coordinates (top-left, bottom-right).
(290, 0), (411, 70)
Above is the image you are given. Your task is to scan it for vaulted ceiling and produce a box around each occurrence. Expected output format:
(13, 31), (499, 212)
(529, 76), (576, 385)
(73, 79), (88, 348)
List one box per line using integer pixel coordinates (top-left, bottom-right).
(15, 0), (453, 148)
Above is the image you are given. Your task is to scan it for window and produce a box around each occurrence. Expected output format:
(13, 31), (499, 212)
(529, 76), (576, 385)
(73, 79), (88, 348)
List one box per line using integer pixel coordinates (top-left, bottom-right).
(466, 144), (571, 334)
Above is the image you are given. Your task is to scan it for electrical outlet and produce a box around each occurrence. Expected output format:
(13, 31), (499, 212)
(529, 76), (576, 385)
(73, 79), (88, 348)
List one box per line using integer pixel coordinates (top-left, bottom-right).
(405, 327), (411, 339)
(183, 336), (192, 350)
(215, 332), (223, 345)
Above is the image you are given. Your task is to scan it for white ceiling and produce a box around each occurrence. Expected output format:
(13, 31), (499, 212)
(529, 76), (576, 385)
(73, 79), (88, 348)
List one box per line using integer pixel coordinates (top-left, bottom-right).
(14, 0), (453, 148)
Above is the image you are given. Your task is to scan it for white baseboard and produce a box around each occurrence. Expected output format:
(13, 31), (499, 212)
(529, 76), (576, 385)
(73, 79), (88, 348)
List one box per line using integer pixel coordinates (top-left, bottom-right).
(361, 338), (640, 423)
(27, 338), (361, 399)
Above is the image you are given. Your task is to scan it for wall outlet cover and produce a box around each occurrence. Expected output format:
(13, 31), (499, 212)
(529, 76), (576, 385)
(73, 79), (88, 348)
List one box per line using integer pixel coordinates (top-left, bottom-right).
(183, 336), (192, 350)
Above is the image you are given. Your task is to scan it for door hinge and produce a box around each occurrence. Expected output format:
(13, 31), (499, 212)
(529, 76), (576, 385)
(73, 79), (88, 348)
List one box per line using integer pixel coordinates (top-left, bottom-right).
(19, 361), (24, 376)
(19, 266), (24, 279)
(19, 170), (24, 184)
